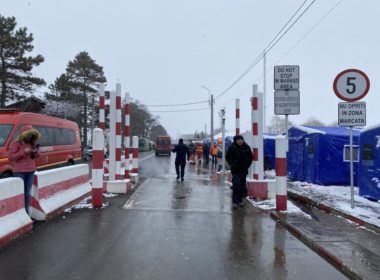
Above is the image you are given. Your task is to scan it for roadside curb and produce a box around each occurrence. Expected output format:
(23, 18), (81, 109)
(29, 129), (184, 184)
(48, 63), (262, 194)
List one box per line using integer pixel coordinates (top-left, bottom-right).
(288, 189), (380, 235)
(270, 211), (363, 280)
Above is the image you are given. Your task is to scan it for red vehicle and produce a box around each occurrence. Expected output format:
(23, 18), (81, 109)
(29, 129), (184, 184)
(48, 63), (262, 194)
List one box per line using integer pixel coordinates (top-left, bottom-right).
(0, 111), (82, 178)
(155, 135), (171, 156)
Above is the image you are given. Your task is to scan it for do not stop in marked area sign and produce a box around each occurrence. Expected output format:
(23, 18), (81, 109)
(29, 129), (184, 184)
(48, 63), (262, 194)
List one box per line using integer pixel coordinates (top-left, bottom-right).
(333, 69), (370, 102)
(274, 65), (299, 90)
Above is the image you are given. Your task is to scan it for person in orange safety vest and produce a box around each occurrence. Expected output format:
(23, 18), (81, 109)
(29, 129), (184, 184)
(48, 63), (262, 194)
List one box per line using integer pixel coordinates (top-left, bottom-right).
(196, 143), (203, 163)
(210, 143), (218, 168)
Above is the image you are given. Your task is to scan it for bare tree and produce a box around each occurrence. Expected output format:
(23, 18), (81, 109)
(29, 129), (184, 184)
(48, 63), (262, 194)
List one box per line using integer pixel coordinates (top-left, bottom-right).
(266, 116), (293, 134)
(302, 117), (325, 126)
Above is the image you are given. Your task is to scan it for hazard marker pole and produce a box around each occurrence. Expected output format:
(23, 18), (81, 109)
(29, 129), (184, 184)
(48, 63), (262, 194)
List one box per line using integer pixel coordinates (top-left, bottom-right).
(235, 98), (240, 135)
(99, 84), (105, 130)
(92, 128), (104, 207)
(251, 85), (264, 180)
(115, 83), (122, 180)
(109, 90), (116, 180)
(276, 135), (287, 211)
(132, 136), (139, 173)
(124, 92), (130, 179)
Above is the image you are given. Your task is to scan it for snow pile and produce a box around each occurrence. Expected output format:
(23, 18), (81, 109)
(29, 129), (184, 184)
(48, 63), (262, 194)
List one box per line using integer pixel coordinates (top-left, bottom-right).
(103, 193), (119, 198)
(289, 181), (380, 227)
(247, 198), (312, 219)
(64, 196), (110, 213)
(265, 169), (276, 179)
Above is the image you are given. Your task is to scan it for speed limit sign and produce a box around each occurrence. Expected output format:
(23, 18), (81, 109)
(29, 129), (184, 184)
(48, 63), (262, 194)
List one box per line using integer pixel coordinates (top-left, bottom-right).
(333, 69), (370, 101)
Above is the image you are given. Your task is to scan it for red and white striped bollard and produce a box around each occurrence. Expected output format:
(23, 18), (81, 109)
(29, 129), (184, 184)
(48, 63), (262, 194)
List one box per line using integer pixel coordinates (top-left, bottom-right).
(115, 83), (122, 180)
(276, 135), (287, 211)
(92, 128), (104, 207)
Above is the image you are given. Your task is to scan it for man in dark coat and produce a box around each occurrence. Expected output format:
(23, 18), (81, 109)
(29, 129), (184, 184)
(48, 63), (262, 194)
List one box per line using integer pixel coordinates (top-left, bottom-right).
(203, 142), (210, 164)
(172, 139), (190, 181)
(226, 135), (253, 209)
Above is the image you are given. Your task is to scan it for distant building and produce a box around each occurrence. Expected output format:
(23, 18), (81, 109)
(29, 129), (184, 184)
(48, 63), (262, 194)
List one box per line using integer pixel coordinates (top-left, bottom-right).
(5, 96), (46, 113)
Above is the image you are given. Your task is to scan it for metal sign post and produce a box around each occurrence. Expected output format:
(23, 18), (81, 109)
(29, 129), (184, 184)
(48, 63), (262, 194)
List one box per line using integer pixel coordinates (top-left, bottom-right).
(349, 127), (354, 209)
(334, 69), (370, 209)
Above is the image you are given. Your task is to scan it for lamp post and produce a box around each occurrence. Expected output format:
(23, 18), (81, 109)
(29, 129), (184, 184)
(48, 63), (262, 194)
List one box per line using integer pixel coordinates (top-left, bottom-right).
(201, 85), (214, 146)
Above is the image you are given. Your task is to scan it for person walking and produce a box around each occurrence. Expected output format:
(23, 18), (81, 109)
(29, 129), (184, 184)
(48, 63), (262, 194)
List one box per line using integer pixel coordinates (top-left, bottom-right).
(210, 143), (218, 169)
(226, 135), (253, 209)
(172, 139), (190, 181)
(196, 143), (203, 164)
(203, 142), (210, 164)
(8, 125), (41, 213)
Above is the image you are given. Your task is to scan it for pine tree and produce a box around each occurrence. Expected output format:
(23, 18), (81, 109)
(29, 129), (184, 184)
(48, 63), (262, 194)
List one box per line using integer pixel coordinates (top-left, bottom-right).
(65, 51), (106, 147)
(0, 15), (45, 107)
(45, 74), (79, 102)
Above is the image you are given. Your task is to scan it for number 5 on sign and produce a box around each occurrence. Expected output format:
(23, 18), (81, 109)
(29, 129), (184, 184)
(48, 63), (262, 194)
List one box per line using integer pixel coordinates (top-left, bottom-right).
(333, 69), (370, 102)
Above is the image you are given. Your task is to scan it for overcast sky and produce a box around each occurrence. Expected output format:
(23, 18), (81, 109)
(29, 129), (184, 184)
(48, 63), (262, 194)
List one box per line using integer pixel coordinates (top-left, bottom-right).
(2, 0), (380, 138)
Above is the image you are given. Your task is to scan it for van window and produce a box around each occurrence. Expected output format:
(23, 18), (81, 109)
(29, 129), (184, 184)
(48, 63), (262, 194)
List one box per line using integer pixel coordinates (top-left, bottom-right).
(157, 139), (170, 145)
(0, 124), (13, 147)
(34, 126), (76, 146)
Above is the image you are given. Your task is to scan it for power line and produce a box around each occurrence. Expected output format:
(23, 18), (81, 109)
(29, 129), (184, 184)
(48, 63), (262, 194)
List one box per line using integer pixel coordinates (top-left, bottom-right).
(275, 0), (344, 64)
(151, 107), (209, 113)
(218, 0), (342, 110)
(145, 100), (208, 107)
(214, 0), (316, 101)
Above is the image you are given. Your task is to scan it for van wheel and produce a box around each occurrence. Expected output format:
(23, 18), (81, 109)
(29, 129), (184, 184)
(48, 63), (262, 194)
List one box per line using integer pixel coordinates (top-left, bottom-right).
(67, 160), (74, 166)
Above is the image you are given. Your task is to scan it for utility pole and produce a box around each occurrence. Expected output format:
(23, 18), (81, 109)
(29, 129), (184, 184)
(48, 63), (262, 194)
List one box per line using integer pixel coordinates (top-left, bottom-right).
(201, 85), (214, 145)
(221, 108), (226, 174)
(263, 51), (267, 132)
(211, 94), (214, 144)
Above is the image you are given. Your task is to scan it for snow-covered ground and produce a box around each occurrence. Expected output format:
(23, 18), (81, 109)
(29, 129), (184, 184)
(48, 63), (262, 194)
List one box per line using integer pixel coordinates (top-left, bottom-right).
(252, 170), (380, 228)
(247, 198), (313, 220)
(288, 181), (380, 228)
(64, 193), (119, 213)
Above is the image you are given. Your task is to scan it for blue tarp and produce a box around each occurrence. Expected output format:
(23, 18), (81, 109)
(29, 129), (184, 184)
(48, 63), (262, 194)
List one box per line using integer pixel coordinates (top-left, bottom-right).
(358, 125), (380, 200)
(264, 133), (276, 170)
(287, 125), (360, 185)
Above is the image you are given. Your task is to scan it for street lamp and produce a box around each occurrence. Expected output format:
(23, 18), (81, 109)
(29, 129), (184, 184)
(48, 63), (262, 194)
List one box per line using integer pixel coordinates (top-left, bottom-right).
(201, 85), (214, 146)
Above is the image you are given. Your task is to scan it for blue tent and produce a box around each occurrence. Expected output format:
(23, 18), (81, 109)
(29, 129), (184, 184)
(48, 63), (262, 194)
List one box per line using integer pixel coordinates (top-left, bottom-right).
(264, 133), (277, 170)
(358, 125), (380, 201)
(287, 125), (360, 185)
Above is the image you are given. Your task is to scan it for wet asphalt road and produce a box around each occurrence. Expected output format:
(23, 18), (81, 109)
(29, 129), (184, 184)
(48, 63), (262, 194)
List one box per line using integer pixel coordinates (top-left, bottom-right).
(0, 151), (347, 280)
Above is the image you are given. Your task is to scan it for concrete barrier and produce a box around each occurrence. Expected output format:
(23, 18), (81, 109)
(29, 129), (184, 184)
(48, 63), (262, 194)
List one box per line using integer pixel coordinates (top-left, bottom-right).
(29, 164), (91, 221)
(247, 178), (276, 200)
(0, 178), (33, 247)
(104, 179), (131, 194)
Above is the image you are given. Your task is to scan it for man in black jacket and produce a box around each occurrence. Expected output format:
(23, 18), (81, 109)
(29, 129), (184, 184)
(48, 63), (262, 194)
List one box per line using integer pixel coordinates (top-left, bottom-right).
(172, 139), (190, 181)
(226, 135), (253, 209)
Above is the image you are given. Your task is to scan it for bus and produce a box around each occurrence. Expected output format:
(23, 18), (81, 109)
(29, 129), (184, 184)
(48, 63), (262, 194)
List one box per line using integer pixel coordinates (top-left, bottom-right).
(138, 138), (151, 152)
(0, 111), (82, 178)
